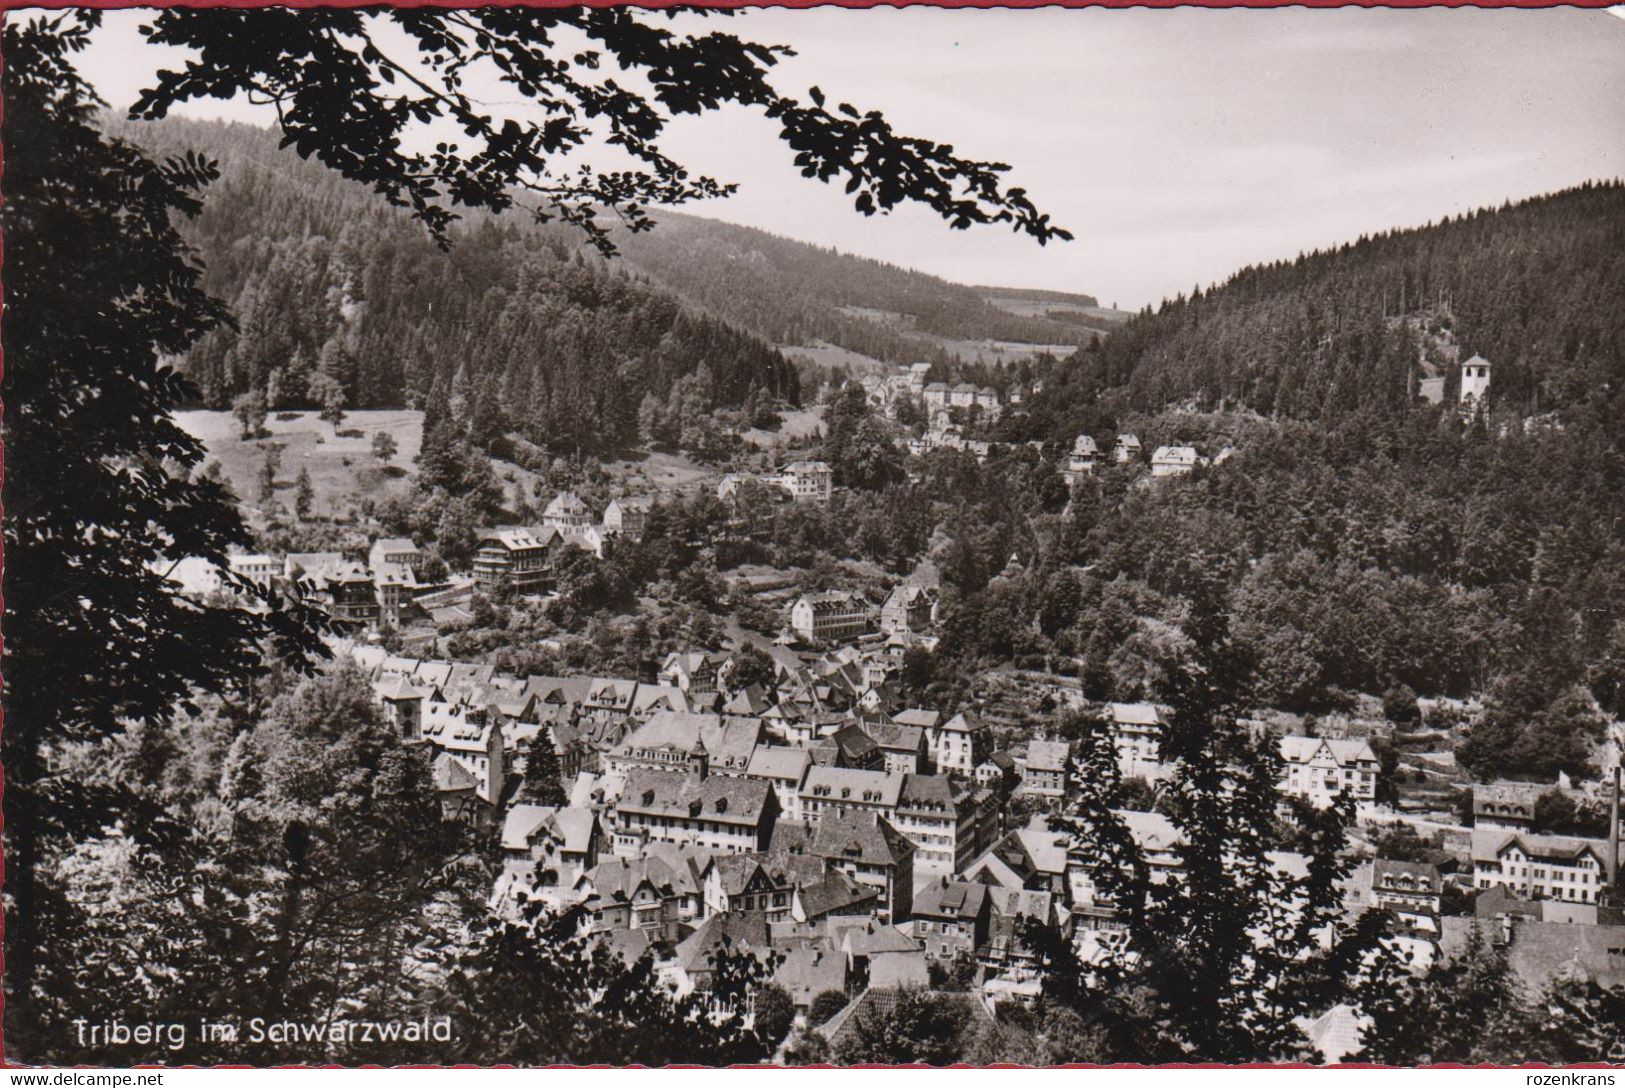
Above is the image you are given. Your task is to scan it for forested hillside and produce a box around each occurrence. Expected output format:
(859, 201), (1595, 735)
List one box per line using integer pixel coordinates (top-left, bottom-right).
(606, 211), (1104, 365)
(123, 117), (1103, 448)
(122, 118), (801, 454)
(952, 182), (1625, 782)
(1019, 181), (1625, 438)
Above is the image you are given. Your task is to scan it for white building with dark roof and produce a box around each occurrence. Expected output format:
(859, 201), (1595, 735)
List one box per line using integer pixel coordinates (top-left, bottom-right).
(1150, 445), (1200, 478)
(543, 491), (595, 531)
(1108, 702), (1163, 774)
(800, 766), (906, 826)
(1278, 735), (1378, 806)
(745, 745), (813, 823)
(931, 711), (989, 776)
(1470, 828), (1611, 905)
(613, 767), (779, 857)
(789, 590), (874, 644)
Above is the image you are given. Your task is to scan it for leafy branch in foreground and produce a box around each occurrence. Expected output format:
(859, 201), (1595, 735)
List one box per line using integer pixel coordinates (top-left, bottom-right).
(131, 6), (1072, 253)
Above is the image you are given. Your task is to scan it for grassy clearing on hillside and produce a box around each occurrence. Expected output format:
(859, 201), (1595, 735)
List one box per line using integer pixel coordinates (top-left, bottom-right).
(778, 340), (895, 376)
(743, 407), (824, 450)
(596, 449), (720, 497)
(913, 332), (1083, 365)
(178, 409), (424, 521)
(181, 407), (816, 520)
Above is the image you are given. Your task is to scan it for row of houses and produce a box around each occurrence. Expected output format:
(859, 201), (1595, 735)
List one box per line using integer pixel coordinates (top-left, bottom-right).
(923, 382), (1004, 417)
(218, 490), (656, 625)
(227, 542), (426, 628)
(354, 639), (1623, 1005)
(717, 461), (834, 506)
(471, 491), (654, 595)
(1060, 433), (1236, 484)
(906, 427), (994, 463)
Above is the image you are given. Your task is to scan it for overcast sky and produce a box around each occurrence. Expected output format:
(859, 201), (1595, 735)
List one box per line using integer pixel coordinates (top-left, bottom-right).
(77, 7), (1625, 309)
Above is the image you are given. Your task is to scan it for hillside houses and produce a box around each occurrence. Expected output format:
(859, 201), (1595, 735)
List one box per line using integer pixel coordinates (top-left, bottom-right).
(340, 631), (1625, 1015)
(187, 490), (672, 632)
(719, 461), (834, 505)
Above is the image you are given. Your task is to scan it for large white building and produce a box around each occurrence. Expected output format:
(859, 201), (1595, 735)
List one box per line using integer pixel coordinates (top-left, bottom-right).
(930, 711), (989, 777)
(1108, 702), (1163, 774)
(1470, 829), (1610, 905)
(1278, 736), (1379, 806)
(772, 461), (833, 504)
(788, 591), (873, 644)
(543, 491), (595, 531)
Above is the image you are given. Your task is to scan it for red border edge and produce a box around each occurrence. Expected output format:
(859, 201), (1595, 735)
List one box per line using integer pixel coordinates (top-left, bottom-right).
(0, 0), (1621, 1072)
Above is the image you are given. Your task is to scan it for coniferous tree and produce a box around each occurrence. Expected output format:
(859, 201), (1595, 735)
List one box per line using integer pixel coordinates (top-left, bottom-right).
(294, 467), (314, 520)
(520, 733), (567, 807)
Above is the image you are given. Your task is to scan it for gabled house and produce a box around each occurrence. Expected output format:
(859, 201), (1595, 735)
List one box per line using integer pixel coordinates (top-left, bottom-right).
(578, 843), (711, 943)
(613, 767), (780, 858)
(1150, 445), (1199, 478)
(1470, 829), (1612, 905)
(1278, 735), (1379, 806)
(1371, 858), (1444, 929)
(809, 809), (916, 922)
(1063, 434), (1098, 481)
(910, 878), (991, 961)
(930, 710), (989, 776)
(880, 583), (938, 635)
(472, 527), (559, 594)
(863, 722), (930, 776)
(1017, 739), (1072, 798)
(543, 491), (595, 531)
(659, 651), (728, 694)
(368, 537), (423, 575)
(502, 804), (605, 894)
(602, 496), (652, 540)
(701, 854), (803, 921)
